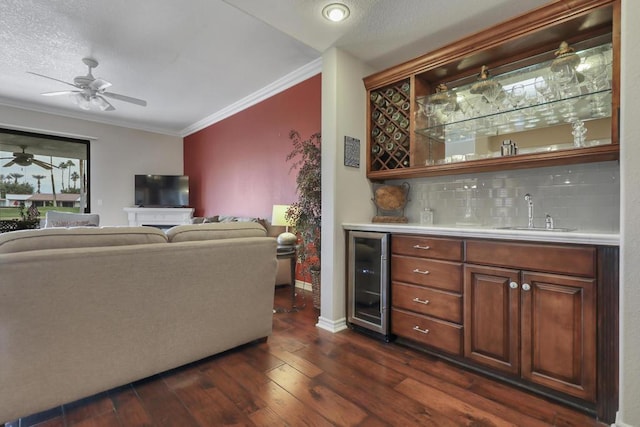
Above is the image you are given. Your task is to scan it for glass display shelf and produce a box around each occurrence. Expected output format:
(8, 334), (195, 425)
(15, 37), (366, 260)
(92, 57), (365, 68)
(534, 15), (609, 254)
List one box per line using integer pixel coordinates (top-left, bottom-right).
(416, 89), (612, 142)
(413, 42), (613, 166)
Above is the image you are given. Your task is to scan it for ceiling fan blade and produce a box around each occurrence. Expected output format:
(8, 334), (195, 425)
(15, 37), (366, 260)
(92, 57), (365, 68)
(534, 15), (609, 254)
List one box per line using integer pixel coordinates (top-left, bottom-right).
(102, 91), (147, 107)
(32, 159), (54, 170)
(42, 90), (81, 96)
(90, 78), (112, 91)
(3, 160), (17, 167)
(27, 71), (78, 88)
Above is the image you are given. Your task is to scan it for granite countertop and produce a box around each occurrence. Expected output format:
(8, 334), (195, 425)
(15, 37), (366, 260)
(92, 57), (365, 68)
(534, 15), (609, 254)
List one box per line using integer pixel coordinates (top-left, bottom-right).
(342, 222), (619, 246)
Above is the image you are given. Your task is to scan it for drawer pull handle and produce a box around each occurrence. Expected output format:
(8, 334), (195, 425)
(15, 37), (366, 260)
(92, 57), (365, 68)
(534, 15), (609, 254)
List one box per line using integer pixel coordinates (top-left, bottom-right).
(413, 326), (430, 334)
(412, 297), (430, 305)
(412, 244), (431, 250)
(412, 268), (430, 275)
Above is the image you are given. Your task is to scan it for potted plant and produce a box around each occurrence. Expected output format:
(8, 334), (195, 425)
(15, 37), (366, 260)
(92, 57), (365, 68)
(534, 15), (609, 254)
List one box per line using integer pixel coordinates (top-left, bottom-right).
(285, 130), (321, 308)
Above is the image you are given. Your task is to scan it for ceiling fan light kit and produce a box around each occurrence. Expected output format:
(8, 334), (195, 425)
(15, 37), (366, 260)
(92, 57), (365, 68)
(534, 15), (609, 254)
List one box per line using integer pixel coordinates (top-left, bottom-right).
(28, 57), (147, 112)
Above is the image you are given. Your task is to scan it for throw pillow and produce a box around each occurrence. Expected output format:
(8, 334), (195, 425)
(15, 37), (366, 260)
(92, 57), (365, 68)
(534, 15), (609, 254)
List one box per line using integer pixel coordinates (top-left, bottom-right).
(44, 211), (100, 228)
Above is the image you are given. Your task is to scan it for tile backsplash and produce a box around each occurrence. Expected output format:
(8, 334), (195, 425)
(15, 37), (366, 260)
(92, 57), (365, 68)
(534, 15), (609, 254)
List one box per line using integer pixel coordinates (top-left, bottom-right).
(389, 161), (619, 232)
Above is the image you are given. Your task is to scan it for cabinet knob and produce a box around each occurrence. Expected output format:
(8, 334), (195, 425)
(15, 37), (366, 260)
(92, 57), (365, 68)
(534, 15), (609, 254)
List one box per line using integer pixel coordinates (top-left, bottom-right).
(509, 281), (518, 289)
(412, 297), (430, 305)
(522, 283), (531, 291)
(412, 326), (430, 334)
(412, 244), (431, 250)
(412, 268), (430, 275)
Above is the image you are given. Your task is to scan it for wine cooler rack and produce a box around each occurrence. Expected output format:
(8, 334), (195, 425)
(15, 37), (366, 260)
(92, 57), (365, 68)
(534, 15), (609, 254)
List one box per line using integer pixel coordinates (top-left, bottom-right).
(369, 78), (411, 171)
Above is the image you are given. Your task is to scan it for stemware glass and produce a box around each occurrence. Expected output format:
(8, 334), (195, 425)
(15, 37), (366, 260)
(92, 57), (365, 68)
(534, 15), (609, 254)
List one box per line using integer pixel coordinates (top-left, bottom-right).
(581, 52), (607, 91)
(510, 84), (526, 108)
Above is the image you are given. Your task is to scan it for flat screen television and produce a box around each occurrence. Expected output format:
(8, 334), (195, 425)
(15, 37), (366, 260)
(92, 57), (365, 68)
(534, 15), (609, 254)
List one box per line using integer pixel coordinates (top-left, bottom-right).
(134, 174), (189, 208)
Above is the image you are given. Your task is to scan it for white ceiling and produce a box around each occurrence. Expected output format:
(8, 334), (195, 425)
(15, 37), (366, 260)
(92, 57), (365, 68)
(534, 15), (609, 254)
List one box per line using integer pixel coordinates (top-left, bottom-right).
(0, 0), (550, 137)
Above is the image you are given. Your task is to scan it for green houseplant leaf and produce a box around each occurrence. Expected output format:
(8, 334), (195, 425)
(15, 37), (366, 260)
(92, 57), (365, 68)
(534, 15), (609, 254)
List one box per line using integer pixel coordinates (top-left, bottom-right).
(285, 130), (321, 276)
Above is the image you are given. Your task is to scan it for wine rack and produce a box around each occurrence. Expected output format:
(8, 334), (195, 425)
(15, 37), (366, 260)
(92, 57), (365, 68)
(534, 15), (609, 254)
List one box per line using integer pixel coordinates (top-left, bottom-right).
(369, 78), (411, 171)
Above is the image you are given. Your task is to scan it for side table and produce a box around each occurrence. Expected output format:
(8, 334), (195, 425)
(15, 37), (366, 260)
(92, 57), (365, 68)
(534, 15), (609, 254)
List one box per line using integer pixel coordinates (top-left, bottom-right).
(274, 245), (304, 312)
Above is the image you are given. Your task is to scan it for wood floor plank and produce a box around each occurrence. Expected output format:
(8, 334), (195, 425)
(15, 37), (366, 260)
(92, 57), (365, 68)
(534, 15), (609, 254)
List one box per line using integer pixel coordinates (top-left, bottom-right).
(254, 380), (334, 427)
(467, 375), (603, 426)
(247, 406), (290, 427)
(396, 377), (518, 427)
(239, 344), (287, 373)
(200, 364), (268, 416)
(267, 346), (324, 378)
(379, 353), (551, 427)
(70, 411), (122, 427)
(266, 364), (368, 426)
(109, 386), (153, 427)
(63, 392), (114, 425)
(133, 377), (199, 427)
(211, 354), (274, 396)
(170, 378), (256, 427)
(315, 367), (457, 427)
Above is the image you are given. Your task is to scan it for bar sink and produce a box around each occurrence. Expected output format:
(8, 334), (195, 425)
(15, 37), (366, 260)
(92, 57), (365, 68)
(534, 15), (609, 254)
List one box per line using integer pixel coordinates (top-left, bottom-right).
(496, 226), (576, 232)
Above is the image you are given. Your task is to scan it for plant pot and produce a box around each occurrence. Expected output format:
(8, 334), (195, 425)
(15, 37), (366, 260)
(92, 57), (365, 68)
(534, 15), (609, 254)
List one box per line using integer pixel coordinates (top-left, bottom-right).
(310, 268), (321, 309)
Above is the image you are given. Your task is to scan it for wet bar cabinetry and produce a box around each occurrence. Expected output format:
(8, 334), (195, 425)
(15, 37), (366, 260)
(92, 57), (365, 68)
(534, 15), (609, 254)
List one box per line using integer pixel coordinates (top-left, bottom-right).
(391, 235), (464, 355)
(386, 233), (618, 423)
(364, 0), (620, 179)
(464, 241), (597, 402)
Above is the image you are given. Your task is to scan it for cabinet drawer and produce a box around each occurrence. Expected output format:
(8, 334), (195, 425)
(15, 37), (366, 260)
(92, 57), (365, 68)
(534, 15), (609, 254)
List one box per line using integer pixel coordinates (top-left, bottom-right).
(392, 255), (462, 292)
(391, 308), (463, 355)
(392, 235), (463, 261)
(392, 282), (462, 323)
(465, 240), (596, 277)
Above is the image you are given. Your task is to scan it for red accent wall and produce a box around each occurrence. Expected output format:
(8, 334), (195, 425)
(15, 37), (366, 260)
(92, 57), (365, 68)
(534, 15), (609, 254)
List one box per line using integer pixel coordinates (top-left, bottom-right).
(184, 74), (321, 220)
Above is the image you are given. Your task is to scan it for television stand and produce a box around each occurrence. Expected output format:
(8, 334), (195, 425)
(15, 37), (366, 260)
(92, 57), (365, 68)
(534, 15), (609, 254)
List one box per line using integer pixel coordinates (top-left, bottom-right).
(124, 207), (194, 228)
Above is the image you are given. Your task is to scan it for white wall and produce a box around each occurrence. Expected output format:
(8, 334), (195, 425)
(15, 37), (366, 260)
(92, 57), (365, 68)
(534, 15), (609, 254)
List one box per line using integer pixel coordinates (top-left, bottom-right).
(0, 105), (184, 225)
(318, 48), (374, 332)
(618, 1), (640, 425)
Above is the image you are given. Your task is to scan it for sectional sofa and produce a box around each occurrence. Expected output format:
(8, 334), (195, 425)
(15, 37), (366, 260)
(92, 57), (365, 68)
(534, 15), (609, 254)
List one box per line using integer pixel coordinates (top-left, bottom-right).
(0, 222), (277, 423)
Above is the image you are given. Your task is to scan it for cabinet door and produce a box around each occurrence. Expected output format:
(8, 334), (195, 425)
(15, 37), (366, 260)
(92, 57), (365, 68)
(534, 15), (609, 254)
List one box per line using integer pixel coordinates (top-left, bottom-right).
(520, 272), (596, 402)
(464, 265), (520, 375)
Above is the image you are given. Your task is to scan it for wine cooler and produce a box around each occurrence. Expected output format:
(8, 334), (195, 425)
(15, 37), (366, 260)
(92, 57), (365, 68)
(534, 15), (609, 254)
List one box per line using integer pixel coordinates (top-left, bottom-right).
(347, 231), (390, 341)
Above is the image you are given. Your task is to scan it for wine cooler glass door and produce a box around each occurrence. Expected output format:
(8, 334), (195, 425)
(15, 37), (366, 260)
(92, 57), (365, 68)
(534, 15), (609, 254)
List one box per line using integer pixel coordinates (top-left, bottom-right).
(348, 231), (389, 337)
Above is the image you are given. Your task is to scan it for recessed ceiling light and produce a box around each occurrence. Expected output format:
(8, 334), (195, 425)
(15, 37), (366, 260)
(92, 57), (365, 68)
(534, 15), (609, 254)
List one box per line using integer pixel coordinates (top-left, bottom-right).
(322, 3), (350, 22)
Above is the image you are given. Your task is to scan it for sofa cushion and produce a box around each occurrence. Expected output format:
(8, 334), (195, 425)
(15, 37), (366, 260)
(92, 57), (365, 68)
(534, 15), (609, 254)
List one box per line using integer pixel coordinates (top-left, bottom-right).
(45, 211), (100, 228)
(166, 222), (268, 243)
(0, 226), (168, 254)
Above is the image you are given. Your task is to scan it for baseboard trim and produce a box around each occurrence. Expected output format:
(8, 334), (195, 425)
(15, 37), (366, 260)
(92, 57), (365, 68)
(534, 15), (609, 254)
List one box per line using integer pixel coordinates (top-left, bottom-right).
(316, 316), (348, 333)
(613, 412), (634, 427)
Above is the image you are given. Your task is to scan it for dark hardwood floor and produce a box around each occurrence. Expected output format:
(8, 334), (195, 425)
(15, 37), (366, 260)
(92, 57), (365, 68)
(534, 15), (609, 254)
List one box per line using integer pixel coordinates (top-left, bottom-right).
(8, 287), (606, 427)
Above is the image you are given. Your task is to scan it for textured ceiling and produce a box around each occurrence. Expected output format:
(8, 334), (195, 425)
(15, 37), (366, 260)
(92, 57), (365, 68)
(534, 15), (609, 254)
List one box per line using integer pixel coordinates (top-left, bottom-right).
(0, 0), (549, 137)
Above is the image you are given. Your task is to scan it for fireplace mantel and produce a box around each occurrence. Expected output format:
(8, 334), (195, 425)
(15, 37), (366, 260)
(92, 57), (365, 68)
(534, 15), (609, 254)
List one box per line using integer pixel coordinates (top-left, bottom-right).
(123, 207), (194, 228)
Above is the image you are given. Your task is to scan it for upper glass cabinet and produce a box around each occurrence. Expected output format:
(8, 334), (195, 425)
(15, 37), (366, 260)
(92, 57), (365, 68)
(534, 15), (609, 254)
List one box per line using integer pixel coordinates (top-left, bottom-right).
(414, 42), (613, 166)
(364, 0), (620, 179)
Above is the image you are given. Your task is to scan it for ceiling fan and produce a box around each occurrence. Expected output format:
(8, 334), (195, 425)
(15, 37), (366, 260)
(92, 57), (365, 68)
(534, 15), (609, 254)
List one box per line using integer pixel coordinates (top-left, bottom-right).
(1, 146), (56, 170)
(27, 57), (147, 111)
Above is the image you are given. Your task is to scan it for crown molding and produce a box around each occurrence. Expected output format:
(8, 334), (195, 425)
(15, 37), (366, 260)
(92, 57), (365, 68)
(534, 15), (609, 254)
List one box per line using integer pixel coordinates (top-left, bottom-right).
(0, 98), (182, 137)
(180, 57), (322, 137)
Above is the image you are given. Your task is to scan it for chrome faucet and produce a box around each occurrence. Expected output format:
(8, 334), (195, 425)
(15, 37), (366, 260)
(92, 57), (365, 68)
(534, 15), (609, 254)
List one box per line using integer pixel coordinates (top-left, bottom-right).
(524, 193), (534, 228)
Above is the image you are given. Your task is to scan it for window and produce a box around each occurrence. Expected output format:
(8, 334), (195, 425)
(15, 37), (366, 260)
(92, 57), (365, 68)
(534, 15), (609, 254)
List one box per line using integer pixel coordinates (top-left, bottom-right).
(0, 128), (90, 220)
